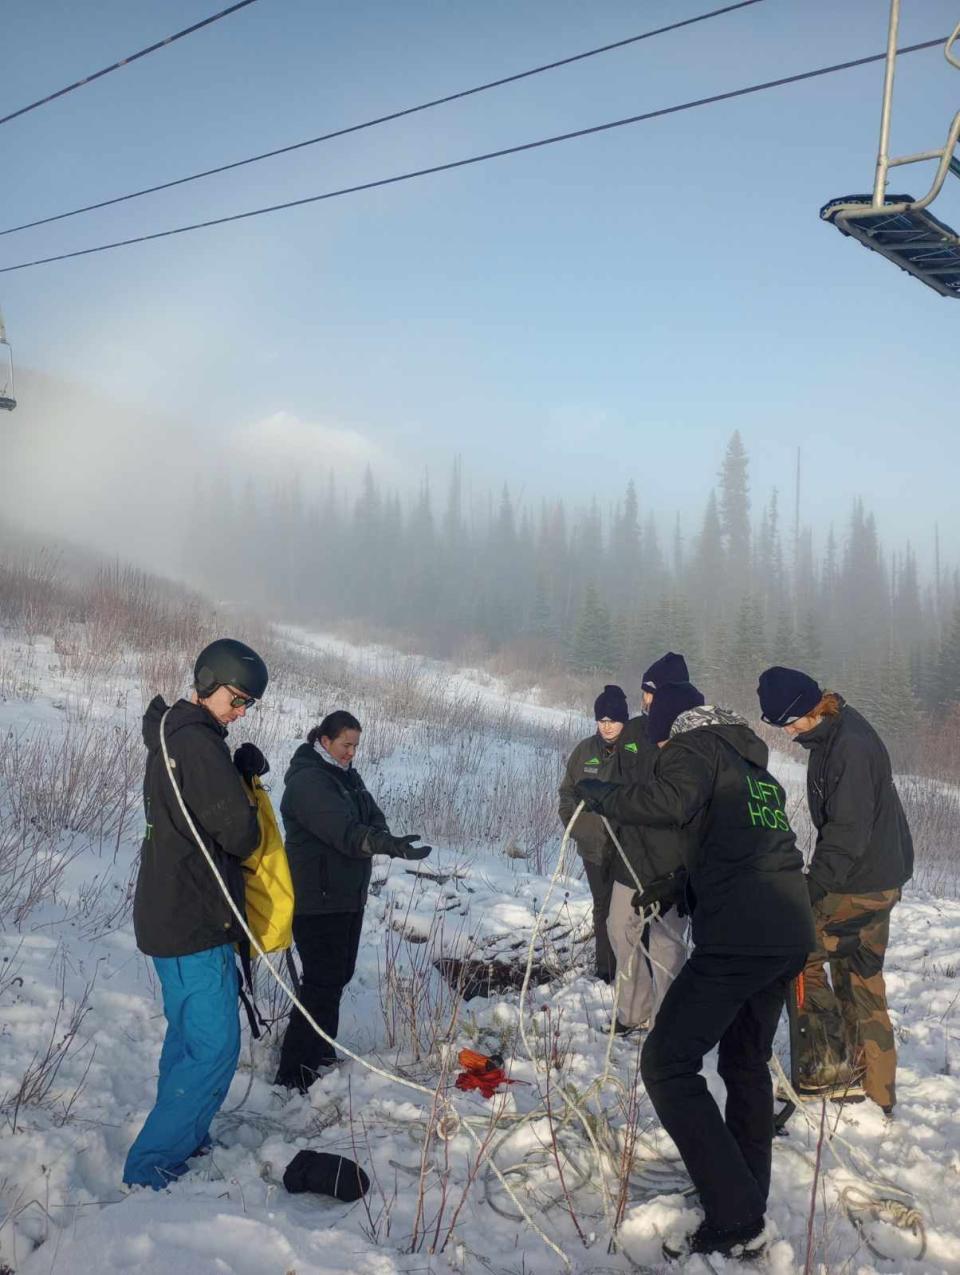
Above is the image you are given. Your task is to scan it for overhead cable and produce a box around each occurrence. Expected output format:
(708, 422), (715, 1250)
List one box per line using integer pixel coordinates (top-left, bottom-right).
(0, 36), (945, 275)
(0, 1), (764, 237)
(0, 0), (262, 128)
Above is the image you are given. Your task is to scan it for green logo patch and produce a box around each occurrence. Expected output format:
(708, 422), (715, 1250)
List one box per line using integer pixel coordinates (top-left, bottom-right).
(746, 775), (790, 832)
(585, 756), (601, 767)
(625, 742), (638, 754)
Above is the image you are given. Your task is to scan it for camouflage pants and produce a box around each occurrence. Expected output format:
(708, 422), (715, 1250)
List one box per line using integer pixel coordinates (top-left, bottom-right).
(796, 888), (900, 1108)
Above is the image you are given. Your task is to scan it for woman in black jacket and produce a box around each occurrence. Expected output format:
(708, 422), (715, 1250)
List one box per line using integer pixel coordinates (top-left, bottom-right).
(758, 667), (913, 1114)
(274, 711), (431, 1091)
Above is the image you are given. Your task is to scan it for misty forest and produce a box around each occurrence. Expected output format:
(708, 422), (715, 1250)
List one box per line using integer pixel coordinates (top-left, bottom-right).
(4, 1), (960, 1273)
(192, 430), (960, 775)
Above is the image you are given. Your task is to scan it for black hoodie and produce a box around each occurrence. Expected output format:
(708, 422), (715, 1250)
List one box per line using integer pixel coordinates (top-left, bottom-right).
(798, 701), (913, 897)
(132, 696), (259, 957)
(601, 715), (815, 955)
(281, 742), (388, 914)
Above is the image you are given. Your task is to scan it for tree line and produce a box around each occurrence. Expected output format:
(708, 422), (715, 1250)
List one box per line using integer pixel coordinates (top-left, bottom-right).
(188, 433), (960, 766)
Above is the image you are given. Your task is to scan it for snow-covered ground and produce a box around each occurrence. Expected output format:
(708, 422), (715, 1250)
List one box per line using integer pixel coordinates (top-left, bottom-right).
(1, 625), (959, 1274)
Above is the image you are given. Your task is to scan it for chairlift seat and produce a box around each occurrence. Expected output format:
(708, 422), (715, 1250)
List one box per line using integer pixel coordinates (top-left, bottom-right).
(0, 395), (15, 411)
(821, 194), (960, 298)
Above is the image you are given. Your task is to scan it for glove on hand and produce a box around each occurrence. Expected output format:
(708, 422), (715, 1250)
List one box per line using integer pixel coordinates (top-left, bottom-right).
(806, 874), (827, 907)
(573, 778), (620, 814)
(631, 870), (687, 919)
(390, 833), (432, 861)
(234, 742), (269, 782)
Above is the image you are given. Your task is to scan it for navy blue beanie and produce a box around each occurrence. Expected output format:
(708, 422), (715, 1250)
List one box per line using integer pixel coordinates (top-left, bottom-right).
(641, 652), (689, 694)
(647, 682), (705, 744)
(757, 666), (822, 727)
(593, 684), (629, 723)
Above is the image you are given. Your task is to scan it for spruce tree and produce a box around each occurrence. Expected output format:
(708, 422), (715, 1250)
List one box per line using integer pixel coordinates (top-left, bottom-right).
(936, 604), (960, 708)
(718, 431), (751, 601)
(796, 610), (824, 678)
(571, 582), (616, 673)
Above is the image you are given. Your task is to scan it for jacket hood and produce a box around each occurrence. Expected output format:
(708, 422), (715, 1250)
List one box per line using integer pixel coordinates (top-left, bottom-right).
(670, 705), (769, 768)
(141, 695), (226, 751)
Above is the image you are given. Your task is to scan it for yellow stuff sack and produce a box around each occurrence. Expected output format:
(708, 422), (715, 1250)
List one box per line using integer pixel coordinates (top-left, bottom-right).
(241, 776), (294, 953)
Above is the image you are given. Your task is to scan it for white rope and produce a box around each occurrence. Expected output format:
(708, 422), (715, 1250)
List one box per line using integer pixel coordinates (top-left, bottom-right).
(158, 709), (570, 1269)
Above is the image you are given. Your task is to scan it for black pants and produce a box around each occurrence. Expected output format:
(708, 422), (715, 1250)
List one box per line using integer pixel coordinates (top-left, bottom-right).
(275, 911), (364, 1089)
(641, 949), (806, 1231)
(583, 855), (616, 980)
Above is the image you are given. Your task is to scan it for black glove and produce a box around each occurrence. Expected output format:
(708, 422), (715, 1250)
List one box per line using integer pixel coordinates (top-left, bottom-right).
(390, 833), (432, 861)
(234, 742), (269, 782)
(574, 778), (620, 814)
(631, 871), (687, 919)
(806, 874), (827, 906)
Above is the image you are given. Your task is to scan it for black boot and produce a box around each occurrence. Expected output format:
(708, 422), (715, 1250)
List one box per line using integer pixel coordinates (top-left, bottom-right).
(663, 1216), (766, 1262)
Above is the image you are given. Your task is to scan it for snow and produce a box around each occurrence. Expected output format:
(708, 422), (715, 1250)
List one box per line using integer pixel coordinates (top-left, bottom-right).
(1, 624), (960, 1273)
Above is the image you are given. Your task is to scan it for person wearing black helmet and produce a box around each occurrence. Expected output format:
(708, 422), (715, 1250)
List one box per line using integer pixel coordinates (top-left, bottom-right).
(124, 638), (270, 1189)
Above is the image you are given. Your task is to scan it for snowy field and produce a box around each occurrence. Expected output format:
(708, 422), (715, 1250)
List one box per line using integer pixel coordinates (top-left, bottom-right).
(1, 623), (960, 1274)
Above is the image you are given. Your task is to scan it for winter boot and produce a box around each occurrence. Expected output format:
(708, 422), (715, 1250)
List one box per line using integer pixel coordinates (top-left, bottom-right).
(663, 1216), (766, 1263)
(609, 1017), (649, 1037)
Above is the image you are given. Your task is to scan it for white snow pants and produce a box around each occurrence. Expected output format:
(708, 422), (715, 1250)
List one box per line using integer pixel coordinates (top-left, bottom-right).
(607, 880), (688, 1028)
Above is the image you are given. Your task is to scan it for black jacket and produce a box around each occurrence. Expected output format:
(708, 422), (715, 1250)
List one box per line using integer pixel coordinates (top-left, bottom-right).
(281, 743), (389, 915)
(133, 696), (260, 958)
(558, 723), (653, 865)
(798, 702), (913, 898)
(602, 720), (815, 955)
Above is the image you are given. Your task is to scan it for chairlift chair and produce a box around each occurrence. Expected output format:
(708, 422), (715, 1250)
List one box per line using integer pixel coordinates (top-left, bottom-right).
(0, 312), (16, 411)
(821, 3), (960, 297)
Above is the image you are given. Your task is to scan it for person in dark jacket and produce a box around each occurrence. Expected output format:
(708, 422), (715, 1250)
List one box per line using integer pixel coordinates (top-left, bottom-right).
(603, 683), (700, 1034)
(577, 687), (815, 1263)
(275, 710), (432, 1091)
(758, 667), (913, 1114)
(558, 684), (634, 982)
(124, 638), (269, 1189)
(639, 650), (689, 711)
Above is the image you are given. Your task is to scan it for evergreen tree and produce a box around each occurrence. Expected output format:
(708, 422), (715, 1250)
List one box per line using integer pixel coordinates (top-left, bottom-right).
(796, 610), (824, 678)
(729, 594), (766, 706)
(718, 431), (751, 601)
(609, 481), (641, 598)
(770, 608), (798, 667)
(936, 604), (960, 708)
(871, 650), (921, 766)
(689, 491), (725, 618)
(571, 582), (616, 673)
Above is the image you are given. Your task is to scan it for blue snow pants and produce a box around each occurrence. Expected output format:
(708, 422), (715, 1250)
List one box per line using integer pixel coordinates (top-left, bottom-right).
(123, 944), (241, 1189)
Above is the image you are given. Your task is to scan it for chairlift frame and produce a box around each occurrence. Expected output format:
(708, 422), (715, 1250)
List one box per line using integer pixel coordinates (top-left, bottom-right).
(0, 311), (15, 412)
(821, 1), (960, 297)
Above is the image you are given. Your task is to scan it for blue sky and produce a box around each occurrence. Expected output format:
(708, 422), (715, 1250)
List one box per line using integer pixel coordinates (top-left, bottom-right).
(1, 0), (958, 570)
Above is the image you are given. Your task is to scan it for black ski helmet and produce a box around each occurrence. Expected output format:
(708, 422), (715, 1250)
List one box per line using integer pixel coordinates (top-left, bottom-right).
(194, 638), (269, 700)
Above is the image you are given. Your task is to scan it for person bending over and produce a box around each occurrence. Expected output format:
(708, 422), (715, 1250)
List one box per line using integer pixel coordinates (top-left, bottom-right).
(758, 666), (913, 1114)
(577, 685), (814, 1263)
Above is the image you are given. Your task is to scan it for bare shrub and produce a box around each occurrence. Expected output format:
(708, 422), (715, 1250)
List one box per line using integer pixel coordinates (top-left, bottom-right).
(0, 720), (140, 924)
(378, 899), (471, 1063)
(0, 548), (72, 639)
(0, 959), (96, 1133)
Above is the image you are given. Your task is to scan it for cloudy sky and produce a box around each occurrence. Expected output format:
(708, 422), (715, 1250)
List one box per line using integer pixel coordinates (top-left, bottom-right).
(1, 0), (958, 572)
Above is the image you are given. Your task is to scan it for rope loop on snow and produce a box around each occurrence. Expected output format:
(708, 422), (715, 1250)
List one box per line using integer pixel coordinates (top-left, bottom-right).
(840, 1183), (927, 1262)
